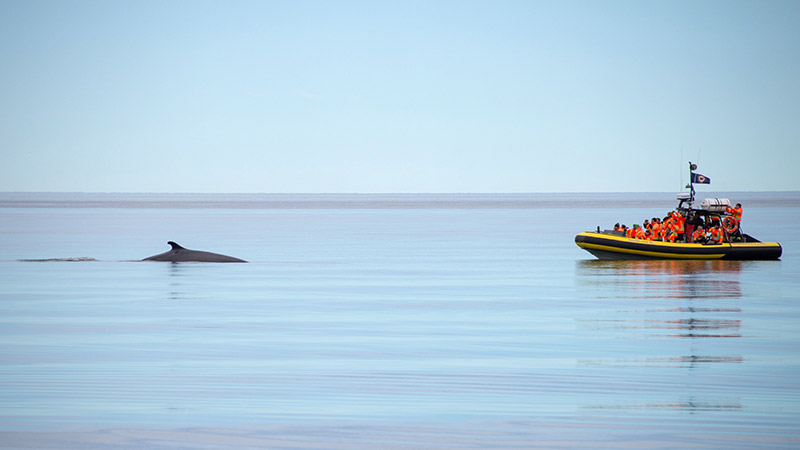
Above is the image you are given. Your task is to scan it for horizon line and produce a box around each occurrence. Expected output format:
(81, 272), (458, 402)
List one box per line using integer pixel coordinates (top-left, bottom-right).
(2, 189), (799, 195)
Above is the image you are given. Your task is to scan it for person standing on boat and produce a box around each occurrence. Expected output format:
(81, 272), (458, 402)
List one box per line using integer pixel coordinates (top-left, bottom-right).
(676, 212), (687, 242)
(727, 203), (743, 230)
(723, 203), (743, 240)
(727, 203), (743, 223)
(684, 212), (696, 244)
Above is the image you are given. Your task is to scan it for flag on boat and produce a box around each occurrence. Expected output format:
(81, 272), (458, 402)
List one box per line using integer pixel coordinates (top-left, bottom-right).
(691, 173), (711, 184)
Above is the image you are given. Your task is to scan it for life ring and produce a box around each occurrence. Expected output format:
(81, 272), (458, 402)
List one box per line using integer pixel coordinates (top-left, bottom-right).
(722, 216), (738, 234)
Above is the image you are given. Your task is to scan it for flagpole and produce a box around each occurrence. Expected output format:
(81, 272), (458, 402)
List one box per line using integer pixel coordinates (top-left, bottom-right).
(688, 161), (697, 207)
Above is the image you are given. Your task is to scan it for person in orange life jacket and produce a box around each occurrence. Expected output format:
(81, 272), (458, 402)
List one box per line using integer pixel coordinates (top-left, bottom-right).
(722, 203), (743, 239)
(667, 212), (679, 231)
(614, 223), (621, 232)
(726, 203), (743, 223)
(675, 213), (687, 242)
(665, 229), (678, 242)
(625, 225), (635, 238)
(669, 211), (681, 237)
(662, 214), (675, 239)
(709, 225), (724, 244)
(635, 226), (647, 240)
(628, 224), (642, 239)
(643, 230), (654, 241)
(692, 226), (706, 243)
(651, 218), (662, 241)
(643, 219), (651, 234)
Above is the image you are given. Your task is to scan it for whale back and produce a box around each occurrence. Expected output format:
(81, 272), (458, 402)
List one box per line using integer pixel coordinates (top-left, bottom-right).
(143, 242), (247, 263)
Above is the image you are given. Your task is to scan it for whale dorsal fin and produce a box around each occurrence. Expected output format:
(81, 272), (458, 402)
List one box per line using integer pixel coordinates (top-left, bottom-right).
(168, 241), (185, 250)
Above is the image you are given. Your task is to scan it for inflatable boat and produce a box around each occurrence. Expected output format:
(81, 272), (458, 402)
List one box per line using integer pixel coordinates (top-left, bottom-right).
(575, 163), (782, 260)
(575, 231), (782, 260)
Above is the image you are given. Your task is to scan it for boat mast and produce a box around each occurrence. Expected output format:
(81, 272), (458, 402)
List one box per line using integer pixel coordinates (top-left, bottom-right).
(687, 161), (698, 208)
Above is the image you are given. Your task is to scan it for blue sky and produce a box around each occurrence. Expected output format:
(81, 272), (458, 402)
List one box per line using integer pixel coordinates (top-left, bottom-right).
(1, 0), (798, 193)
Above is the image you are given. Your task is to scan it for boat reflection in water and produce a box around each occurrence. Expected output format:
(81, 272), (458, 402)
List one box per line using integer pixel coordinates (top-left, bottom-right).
(577, 259), (743, 300)
(575, 259), (748, 413)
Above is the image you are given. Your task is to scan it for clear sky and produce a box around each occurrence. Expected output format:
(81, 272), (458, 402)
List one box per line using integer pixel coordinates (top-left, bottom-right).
(1, 0), (798, 193)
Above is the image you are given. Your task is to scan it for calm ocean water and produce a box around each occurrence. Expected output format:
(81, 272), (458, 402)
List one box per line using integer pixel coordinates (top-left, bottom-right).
(1, 192), (799, 449)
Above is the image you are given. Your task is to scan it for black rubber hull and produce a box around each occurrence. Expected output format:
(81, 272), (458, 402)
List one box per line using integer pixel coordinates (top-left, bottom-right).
(575, 232), (782, 260)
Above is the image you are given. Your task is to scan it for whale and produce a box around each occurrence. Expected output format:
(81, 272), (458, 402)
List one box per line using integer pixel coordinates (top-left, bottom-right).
(143, 241), (247, 263)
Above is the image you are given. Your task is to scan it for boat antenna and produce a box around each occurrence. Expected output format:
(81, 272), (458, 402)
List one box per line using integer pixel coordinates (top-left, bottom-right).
(688, 161), (697, 207)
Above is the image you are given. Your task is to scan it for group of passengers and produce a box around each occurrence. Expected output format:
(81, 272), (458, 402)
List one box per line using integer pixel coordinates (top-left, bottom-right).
(613, 203), (742, 245)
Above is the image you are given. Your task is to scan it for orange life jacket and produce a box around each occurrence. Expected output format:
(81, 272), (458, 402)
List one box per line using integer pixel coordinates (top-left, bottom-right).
(676, 214), (685, 233)
(651, 222), (661, 239)
(726, 206), (742, 221)
(710, 226), (723, 244)
(692, 229), (705, 243)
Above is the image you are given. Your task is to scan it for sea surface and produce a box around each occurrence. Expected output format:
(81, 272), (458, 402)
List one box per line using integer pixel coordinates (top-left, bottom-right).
(1, 192), (799, 449)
